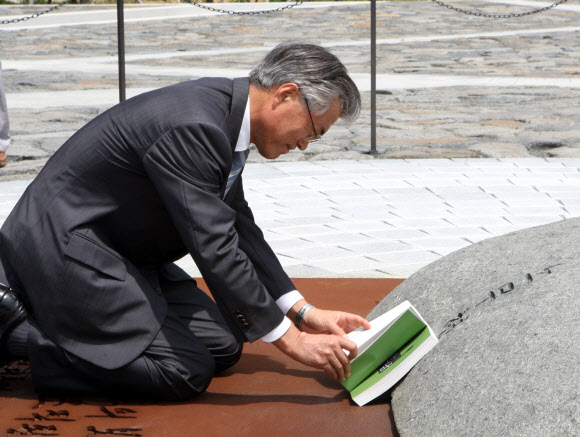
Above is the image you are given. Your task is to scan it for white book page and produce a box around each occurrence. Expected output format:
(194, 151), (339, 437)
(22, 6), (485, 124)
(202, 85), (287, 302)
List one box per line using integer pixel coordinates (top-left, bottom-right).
(346, 300), (413, 357)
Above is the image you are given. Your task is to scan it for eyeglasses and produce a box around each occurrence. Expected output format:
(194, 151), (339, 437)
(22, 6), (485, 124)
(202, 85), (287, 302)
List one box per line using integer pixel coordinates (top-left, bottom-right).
(303, 97), (321, 144)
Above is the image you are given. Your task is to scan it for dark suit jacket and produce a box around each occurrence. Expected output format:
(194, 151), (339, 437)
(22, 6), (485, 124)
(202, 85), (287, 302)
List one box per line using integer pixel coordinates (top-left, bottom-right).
(0, 77), (295, 369)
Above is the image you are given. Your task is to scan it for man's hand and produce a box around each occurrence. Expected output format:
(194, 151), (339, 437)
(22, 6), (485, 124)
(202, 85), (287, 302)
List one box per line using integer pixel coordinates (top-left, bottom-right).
(273, 324), (360, 381)
(301, 307), (371, 337)
(273, 301), (372, 381)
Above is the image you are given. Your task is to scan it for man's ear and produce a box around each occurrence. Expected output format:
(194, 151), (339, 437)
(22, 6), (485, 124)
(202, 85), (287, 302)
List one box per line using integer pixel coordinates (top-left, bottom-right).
(272, 83), (300, 106)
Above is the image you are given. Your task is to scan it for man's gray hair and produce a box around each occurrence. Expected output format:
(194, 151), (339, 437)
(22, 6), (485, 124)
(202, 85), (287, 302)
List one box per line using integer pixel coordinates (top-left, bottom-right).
(249, 43), (361, 123)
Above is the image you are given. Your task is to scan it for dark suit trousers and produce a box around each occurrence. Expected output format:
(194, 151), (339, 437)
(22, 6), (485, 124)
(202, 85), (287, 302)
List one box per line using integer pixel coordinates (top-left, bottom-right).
(26, 275), (243, 401)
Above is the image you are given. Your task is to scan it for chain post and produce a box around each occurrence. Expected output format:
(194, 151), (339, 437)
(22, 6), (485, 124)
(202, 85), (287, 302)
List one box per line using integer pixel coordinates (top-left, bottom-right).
(370, 0), (377, 155)
(117, 0), (126, 103)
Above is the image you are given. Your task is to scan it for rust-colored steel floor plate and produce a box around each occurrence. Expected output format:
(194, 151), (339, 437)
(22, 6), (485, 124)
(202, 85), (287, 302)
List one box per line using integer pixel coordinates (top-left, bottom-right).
(0, 278), (403, 437)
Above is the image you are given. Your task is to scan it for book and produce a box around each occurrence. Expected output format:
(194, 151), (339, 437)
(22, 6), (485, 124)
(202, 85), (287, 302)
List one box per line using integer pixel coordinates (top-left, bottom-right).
(341, 300), (438, 406)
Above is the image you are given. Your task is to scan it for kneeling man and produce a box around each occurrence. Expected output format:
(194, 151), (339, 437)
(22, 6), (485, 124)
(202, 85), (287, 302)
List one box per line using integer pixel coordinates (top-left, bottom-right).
(0, 43), (370, 400)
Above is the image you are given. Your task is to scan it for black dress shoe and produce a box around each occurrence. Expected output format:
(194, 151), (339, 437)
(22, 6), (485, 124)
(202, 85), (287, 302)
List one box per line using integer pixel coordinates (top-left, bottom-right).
(0, 283), (27, 367)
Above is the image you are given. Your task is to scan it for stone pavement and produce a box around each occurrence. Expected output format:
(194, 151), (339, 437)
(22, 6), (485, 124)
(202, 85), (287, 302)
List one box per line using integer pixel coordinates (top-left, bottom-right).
(0, 0), (580, 171)
(0, 0), (579, 278)
(2, 157), (579, 278)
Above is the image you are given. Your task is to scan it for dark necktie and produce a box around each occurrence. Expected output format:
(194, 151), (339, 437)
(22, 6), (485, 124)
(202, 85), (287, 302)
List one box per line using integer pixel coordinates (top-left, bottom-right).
(225, 149), (249, 197)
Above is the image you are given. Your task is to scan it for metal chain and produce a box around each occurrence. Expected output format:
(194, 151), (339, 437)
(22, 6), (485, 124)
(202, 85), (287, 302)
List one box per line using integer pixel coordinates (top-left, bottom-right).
(430, 0), (568, 18)
(183, 0), (303, 15)
(0, 0), (299, 25)
(0, 0), (565, 23)
(0, 0), (69, 25)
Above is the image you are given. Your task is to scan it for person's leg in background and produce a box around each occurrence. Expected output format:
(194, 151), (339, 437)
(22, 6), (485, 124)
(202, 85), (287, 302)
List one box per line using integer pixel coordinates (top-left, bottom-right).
(0, 60), (10, 168)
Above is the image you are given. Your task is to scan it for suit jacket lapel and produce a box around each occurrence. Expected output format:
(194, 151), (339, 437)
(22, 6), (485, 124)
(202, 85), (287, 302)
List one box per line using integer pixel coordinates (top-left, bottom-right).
(219, 77), (250, 199)
(223, 77), (250, 153)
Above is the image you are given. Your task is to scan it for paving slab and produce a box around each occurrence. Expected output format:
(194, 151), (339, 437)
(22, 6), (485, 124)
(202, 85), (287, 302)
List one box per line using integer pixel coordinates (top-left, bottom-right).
(274, 216), (343, 226)
(405, 237), (471, 250)
(279, 245), (355, 262)
(338, 240), (413, 254)
(443, 205), (508, 215)
(326, 221), (396, 233)
(362, 229), (429, 240)
(328, 195), (391, 206)
(389, 208), (454, 220)
(368, 249), (440, 266)
(480, 223), (532, 236)
(384, 217), (455, 230)
(303, 232), (376, 245)
(306, 256), (391, 275)
(280, 264), (336, 278)
(504, 214), (564, 225)
(421, 226), (492, 238)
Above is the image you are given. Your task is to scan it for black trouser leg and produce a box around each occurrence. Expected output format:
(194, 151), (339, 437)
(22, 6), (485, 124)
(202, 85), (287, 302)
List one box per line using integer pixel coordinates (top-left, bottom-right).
(28, 279), (242, 401)
(160, 275), (243, 373)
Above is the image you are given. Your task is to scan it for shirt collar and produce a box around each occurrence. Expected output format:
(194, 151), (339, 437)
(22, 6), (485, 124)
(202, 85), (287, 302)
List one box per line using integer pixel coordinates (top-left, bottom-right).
(234, 95), (251, 152)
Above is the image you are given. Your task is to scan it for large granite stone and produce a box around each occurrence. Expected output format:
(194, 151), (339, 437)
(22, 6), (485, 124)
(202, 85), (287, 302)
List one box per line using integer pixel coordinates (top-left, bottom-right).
(368, 219), (580, 437)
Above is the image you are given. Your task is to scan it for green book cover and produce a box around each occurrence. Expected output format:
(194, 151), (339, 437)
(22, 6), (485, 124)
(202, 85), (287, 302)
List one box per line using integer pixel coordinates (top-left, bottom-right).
(341, 310), (426, 392)
(350, 326), (432, 399)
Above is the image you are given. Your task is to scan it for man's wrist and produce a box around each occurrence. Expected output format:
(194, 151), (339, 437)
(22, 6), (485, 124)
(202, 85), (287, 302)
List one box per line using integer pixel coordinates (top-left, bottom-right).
(294, 303), (315, 330)
(272, 322), (302, 357)
(288, 298), (307, 320)
(276, 290), (304, 314)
